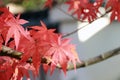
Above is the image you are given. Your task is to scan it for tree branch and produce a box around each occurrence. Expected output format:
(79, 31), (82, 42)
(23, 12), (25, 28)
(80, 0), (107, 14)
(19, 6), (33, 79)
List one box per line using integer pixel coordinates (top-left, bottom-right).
(0, 45), (22, 59)
(1, 45), (120, 71)
(0, 45), (48, 63)
(65, 47), (120, 71)
(56, 6), (87, 22)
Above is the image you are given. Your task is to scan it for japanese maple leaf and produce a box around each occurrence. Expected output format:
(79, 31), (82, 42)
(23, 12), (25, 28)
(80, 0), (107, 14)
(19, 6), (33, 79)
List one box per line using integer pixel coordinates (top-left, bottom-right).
(0, 7), (11, 38)
(44, 0), (53, 8)
(5, 18), (30, 49)
(106, 0), (120, 22)
(0, 7), (32, 49)
(44, 35), (80, 74)
(30, 21), (56, 41)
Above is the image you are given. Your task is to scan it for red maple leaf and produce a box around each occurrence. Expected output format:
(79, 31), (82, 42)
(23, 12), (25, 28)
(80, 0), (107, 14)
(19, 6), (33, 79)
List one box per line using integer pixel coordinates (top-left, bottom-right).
(44, 35), (80, 74)
(5, 15), (32, 49)
(106, 0), (120, 22)
(0, 7), (32, 49)
(0, 8), (11, 46)
(30, 21), (56, 41)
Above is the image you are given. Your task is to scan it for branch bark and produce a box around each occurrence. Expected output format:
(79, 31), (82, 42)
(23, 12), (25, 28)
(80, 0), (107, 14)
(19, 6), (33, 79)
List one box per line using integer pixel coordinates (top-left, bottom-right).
(0, 45), (47, 63)
(59, 47), (120, 71)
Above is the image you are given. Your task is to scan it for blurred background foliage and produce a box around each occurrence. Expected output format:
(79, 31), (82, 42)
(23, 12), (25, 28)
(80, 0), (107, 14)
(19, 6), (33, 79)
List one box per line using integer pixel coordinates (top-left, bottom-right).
(3, 0), (46, 11)
(1, 0), (67, 11)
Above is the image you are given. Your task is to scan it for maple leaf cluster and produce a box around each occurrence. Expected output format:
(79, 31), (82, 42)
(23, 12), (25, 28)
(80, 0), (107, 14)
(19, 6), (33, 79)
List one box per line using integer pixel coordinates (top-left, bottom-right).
(0, 7), (80, 80)
(45, 0), (120, 22)
(66, 0), (103, 22)
(65, 0), (120, 22)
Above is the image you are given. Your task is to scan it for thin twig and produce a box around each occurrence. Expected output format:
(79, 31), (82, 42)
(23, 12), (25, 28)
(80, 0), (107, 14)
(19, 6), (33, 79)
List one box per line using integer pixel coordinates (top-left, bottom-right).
(62, 23), (89, 38)
(56, 6), (87, 22)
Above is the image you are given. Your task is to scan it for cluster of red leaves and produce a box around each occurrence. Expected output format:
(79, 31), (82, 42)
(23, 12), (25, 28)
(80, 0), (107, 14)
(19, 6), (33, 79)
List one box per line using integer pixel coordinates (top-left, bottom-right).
(66, 0), (103, 22)
(39, 0), (120, 22)
(0, 7), (80, 80)
(0, 56), (35, 80)
(65, 0), (120, 22)
(106, 0), (120, 22)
